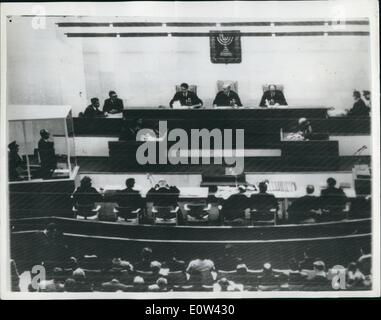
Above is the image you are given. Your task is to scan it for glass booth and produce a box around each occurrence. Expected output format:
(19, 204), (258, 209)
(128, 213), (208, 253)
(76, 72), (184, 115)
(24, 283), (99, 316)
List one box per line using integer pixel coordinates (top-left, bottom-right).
(7, 105), (78, 182)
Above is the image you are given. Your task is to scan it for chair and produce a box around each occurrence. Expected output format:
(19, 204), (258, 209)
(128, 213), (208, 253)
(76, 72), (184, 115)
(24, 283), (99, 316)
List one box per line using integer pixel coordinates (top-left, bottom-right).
(175, 85), (197, 94)
(251, 207), (277, 226)
(184, 203), (211, 223)
(113, 206), (141, 223)
(72, 204), (101, 220)
(217, 80), (238, 93)
(218, 205), (249, 225)
(262, 84), (284, 92)
(152, 206), (180, 225)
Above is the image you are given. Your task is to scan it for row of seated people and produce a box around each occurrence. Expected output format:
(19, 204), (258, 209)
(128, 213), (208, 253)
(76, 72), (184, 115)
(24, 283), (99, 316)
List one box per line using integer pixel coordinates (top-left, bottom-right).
(17, 245), (371, 292)
(80, 87), (371, 117)
(71, 176), (370, 225)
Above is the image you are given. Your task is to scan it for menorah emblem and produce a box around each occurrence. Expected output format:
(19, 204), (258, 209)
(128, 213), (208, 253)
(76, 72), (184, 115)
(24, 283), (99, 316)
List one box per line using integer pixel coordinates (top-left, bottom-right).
(217, 33), (234, 57)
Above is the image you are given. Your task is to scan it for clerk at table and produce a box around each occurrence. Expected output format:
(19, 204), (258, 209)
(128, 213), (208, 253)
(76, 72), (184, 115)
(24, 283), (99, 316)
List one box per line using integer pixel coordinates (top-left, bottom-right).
(259, 84), (288, 107)
(169, 83), (203, 108)
(84, 98), (107, 118)
(213, 83), (242, 107)
(103, 90), (124, 114)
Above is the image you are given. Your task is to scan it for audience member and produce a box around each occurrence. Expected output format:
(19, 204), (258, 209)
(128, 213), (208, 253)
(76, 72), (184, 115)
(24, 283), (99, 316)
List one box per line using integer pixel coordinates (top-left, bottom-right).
(135, 247), (154, 272)
(187, 255), (215, 285)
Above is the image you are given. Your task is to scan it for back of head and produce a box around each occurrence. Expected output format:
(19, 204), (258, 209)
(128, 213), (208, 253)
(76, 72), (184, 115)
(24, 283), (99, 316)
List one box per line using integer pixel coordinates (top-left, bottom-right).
(306, 185), (315, 195)
(269, 84), (276, 91)
(327, 177), (336, 188)
(80, 176), (92, 189)
(40, 129), (50, 139)
(263, 262), (273, 275)
(258, 182), (268, 193)
(126, 178), (135, 189)
(157, 180), (169, 189)
(73, 268), (86, 281)
(150, 260), (162, 273)
(313, 260), (326, 272)
(141, 247), (153, 260)
(289, 258), (300, 272)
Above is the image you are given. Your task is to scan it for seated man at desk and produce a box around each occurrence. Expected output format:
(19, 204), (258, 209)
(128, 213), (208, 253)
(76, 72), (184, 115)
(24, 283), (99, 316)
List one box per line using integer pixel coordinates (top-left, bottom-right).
(103, 90), (124, 114)
(146, 180), (180, 207)
(347, 90), (370, 117)
(169, 83), (203, 108)
(259, 84), (287, 107)
(38, 129), (57, 179)
(318, 177), (348, 221)
(285, 118), (313, 141)
(72, 176), (103, 209)
(84, 98), (107, 118)
(287, 185), (319, 224)
(8, 141), (26, 181)
(249, 181), (278, 212)
(220, 186), (249, 221)
(115, 178), (143, 210)
(213, 83), (242, 108)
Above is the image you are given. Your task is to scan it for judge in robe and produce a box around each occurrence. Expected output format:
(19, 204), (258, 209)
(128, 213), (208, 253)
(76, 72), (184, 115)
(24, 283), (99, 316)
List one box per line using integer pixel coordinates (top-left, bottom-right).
(213, 83), (243, 107)
(38, 129), (57, 179)
(169, 83), (203, 108)
(84, 98), (107, 118)
(259, 84), (288, 107)
(8, 141), (26, 181)
(103, 90), (124, 114)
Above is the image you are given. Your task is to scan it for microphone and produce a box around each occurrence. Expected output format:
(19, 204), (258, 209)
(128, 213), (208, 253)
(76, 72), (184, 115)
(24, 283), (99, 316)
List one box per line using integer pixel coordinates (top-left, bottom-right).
(354, 145), (367, 156)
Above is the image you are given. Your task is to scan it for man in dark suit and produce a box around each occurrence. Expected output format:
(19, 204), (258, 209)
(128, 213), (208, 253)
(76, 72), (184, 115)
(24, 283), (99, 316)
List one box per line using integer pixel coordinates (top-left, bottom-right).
(213, 83), (242, 107)
(116, 178), (143, 210)
(169, 83), (203, 108)
(287, 185), (319, 223)
(259, 84), (287, 107)
(220, 186), (249, 221)
(38, 129), (57, 179)
(319, 177), (348, 221)
(103, 90), (124, 114)
(84, 98), (107, 118)
(146, 180), (180, 207)
(8, 141), (26, 181)
(249, 181), (278, 212)
(347, 90), (370, 117)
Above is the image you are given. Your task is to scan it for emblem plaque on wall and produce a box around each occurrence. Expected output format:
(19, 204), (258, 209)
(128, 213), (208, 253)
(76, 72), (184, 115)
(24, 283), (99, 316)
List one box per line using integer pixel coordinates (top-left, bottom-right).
(210, 30), (242, 64)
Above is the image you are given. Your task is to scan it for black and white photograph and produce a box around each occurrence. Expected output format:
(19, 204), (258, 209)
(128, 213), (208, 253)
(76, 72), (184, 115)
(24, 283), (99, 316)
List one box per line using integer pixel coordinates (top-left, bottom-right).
(0, 1), (379, 300)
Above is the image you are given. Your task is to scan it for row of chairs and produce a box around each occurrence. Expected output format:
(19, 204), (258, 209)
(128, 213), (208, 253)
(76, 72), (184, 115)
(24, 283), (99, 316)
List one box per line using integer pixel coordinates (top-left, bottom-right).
(73, 203), (277, 226)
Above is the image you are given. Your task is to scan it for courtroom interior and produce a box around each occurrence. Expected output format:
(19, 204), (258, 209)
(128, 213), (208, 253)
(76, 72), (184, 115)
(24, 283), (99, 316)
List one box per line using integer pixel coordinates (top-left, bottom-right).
(6, 4), (373, 294)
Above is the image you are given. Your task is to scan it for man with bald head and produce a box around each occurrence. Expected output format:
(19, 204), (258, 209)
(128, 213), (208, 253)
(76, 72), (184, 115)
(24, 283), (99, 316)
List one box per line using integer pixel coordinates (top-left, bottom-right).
(146, 179), (180, 207)
(213, 83), (242, 107)
(287, 185), (319, 224)
(259, 84), (288, 107)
